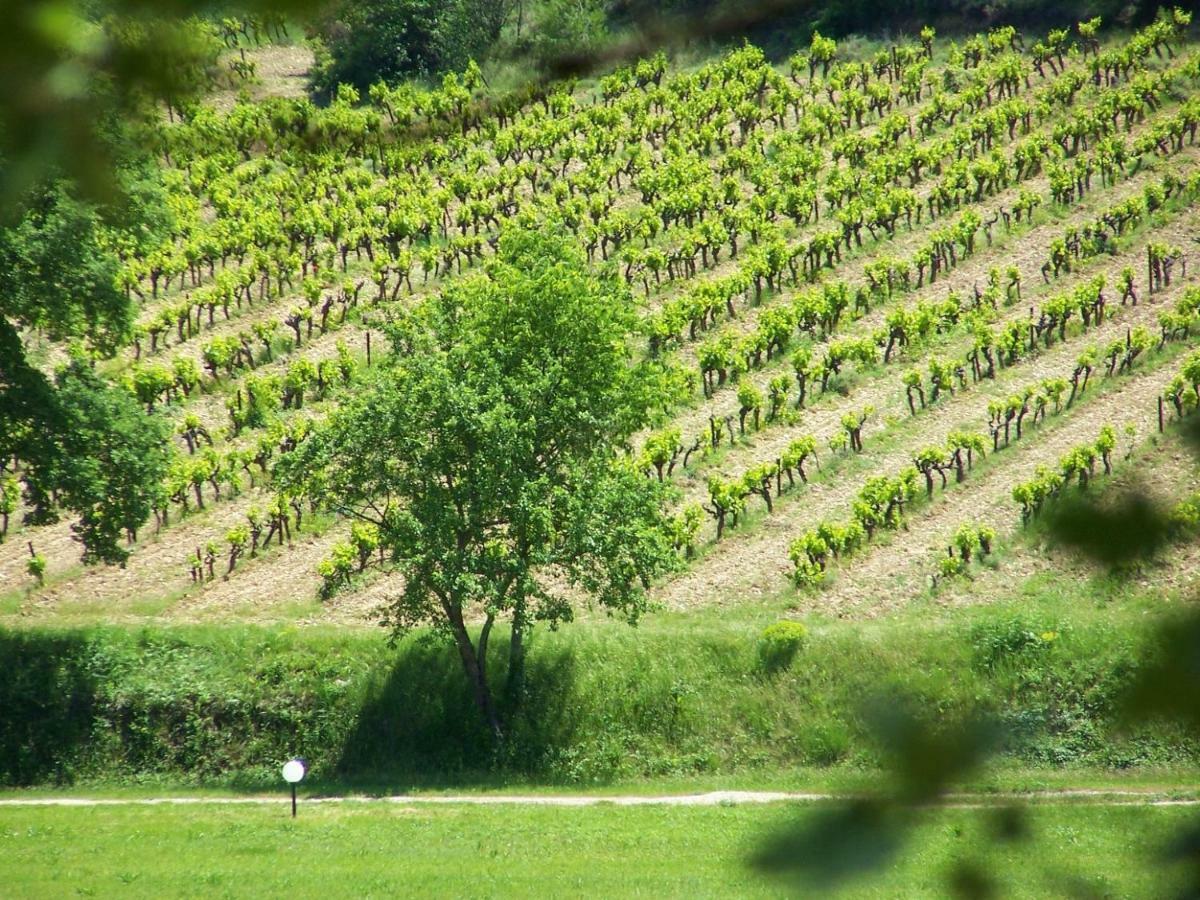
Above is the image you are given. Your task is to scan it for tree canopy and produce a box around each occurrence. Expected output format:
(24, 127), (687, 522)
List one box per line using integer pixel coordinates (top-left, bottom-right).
(309, 0), (512, 98)
(0, 181), (131, 351)
(0, 179), (173, 564)
(278, 227), (676, 738)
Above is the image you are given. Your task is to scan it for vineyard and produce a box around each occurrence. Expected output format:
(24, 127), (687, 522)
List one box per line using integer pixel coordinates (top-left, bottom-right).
(3, 10), (1200, 625)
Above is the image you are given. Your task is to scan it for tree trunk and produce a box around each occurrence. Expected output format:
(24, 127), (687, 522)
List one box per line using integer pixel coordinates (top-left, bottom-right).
(444, 600), (503, 744)
(505, 606), (529, 712)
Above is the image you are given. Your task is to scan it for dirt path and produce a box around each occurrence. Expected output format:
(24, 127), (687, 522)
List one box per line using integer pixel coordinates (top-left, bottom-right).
(209, 44), (312, 112)
(1, 788), (1197, 809)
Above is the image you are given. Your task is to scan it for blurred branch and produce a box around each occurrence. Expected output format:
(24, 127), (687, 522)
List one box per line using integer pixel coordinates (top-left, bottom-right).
(0, 0), (320, 208)
(547, 0), (820, 77)
(752, 700), (1001, 891)
(1041, 488), (1171, 568)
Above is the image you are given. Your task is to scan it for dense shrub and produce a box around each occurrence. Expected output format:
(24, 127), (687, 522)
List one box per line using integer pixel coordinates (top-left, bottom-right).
(970, 616), (1059, 673)
(756, 621), (808, 674)
(611, 0), (1162, 34)
(309, 0), (507, 99)
(308, 0), (1158, 101)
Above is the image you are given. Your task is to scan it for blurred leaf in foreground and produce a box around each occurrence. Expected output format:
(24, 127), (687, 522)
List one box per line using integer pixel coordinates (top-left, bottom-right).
(751, 699), (1004, 891)
(0, 0), (317, 207)
(1041, 488), (1172, 568)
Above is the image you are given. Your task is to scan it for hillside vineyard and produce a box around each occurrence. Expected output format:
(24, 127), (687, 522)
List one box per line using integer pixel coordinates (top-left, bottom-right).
(3, 13), (1200, 615)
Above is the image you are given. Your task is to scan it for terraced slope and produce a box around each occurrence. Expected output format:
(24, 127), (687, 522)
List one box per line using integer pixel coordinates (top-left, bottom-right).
(3, 18), (1200, 624)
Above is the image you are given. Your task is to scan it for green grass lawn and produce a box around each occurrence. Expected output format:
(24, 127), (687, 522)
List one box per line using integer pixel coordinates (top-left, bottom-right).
(0, 799), (1191, 898)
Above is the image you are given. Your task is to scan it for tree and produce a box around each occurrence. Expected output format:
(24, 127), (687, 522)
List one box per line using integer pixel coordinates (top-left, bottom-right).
(0, 180), (173, 563)
(309, 0), (512, 98)
(527, 0), (607, 69)
(0, 181), (129, 352)
(277, 229), (675, 741)
(18, 359), (171, 563)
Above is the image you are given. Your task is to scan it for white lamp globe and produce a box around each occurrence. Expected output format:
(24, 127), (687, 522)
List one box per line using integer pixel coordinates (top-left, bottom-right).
(282, 759), (306, 784)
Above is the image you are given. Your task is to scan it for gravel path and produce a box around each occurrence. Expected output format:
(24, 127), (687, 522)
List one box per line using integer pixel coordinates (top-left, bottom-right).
(2, 789), (1197, 808)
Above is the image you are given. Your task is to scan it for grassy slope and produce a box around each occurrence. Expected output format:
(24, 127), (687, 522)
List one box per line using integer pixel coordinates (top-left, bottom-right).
(3, 537), (1197, 790)
(3, 426), (1198, 790)
(0, 801), (1192, 898)
(2, 384), (1196, 794)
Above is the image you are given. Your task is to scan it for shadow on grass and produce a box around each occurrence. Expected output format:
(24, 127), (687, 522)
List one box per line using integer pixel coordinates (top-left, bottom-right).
(321, 636), (586, 795)
(0, 631), (97, 786)
(0, 625), (622, 794)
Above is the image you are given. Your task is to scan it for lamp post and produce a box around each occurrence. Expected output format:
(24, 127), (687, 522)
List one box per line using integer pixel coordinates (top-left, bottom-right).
(282, 759), (306, 817)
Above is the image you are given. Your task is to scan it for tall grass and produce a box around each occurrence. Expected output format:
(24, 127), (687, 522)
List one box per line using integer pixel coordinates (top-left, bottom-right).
(1, 588), (1194, 788)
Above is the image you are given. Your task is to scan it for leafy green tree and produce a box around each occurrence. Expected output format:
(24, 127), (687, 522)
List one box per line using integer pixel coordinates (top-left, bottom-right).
(310, 0), (511, 98)
(0, 180), (172, 563)
(0, 181), (130, 352)
(526, 0), (607, 68)
(278, 229), (675, 740)
(19, 360), (170, 564)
